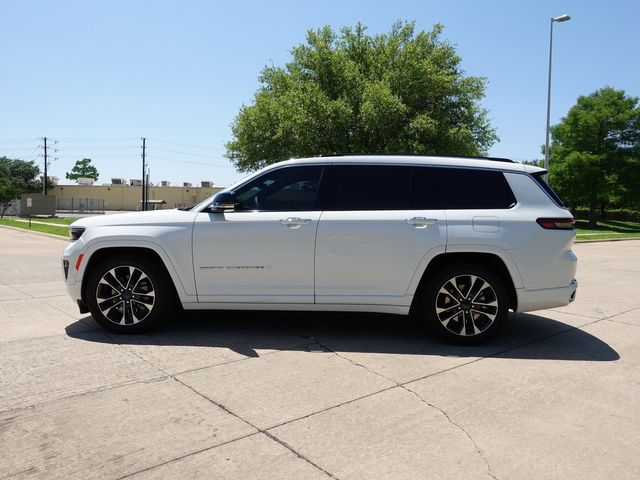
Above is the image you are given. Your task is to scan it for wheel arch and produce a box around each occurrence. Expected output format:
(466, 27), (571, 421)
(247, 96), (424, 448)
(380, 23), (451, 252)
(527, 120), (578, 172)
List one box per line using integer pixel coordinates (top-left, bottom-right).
(80, 246), (183, 307)
(411, 252), (519, 311)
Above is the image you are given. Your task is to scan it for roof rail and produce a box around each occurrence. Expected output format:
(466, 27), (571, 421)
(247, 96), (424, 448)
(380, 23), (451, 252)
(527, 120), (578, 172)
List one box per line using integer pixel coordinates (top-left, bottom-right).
(314, 153), (515, 163)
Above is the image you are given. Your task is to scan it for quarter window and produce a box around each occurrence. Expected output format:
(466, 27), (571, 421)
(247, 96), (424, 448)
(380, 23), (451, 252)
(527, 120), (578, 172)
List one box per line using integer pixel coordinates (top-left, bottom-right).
(234, 166), (324, 211)
(434, 168), (517, 209)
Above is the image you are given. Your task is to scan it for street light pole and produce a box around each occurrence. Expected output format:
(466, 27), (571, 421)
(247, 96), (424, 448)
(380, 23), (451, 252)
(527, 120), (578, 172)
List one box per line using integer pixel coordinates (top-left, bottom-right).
(544, 14), (571, 180)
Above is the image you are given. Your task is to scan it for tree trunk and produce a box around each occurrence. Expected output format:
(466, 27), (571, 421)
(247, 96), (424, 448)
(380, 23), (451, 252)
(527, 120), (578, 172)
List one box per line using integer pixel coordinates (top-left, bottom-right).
(600, 204), (607, 222)
(588, 203), (598, 228)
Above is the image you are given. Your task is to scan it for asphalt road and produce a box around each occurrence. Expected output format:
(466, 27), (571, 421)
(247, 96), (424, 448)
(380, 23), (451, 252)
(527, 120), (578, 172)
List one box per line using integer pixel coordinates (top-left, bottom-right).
(1, 227), (639, 480)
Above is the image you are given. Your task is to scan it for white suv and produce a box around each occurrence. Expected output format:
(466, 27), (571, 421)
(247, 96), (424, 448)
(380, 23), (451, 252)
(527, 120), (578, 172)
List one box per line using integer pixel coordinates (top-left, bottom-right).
(62, 155), (577, 344)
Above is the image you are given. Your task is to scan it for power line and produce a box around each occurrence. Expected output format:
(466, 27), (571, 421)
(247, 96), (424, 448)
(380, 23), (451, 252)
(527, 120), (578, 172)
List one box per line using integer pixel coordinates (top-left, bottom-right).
(146, 146), (227, 159)
(0, 138), (40, 143)
(54, 146), (139, 151)
(54, 137), (137, 142)
(146, 154), (235, 168)
(147, 138), (225, 151)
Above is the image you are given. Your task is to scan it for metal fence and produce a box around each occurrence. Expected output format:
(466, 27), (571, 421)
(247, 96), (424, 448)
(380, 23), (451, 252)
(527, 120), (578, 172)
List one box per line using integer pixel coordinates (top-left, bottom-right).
(56, 197), (105, 214)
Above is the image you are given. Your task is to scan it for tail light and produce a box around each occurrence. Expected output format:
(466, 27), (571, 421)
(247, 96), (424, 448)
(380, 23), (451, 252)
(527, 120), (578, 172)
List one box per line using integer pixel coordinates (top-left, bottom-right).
(536, 217), (575, 230)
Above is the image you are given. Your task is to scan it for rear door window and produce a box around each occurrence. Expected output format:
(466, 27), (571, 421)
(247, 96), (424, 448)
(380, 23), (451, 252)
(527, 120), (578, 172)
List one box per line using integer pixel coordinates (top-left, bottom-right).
(327, 165), (411, 210)
(411, 167), (440, 209)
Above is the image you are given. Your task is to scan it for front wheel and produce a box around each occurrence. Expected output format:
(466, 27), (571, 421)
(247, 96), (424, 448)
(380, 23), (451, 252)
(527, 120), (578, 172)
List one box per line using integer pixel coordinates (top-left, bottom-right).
(85, 254), (172, 333)
(418, 263), (509, 345)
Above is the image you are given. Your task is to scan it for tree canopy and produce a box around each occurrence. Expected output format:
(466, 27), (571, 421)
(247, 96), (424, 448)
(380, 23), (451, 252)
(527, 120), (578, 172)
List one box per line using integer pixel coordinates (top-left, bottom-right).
(66, 158), (99, 181)
(0, 157), (41, 192)
(226, 21), (498, 172)
(548, 87), (640, 226)
(0, 157), (42, 217)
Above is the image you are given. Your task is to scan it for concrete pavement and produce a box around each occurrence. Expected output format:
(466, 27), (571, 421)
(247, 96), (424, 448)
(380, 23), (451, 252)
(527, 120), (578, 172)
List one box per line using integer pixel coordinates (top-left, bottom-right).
(0, 226), (638, 479)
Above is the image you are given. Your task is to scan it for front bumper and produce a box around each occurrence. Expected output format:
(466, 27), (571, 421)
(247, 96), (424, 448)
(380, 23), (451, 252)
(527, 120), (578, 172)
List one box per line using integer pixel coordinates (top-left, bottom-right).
(515, 279), (578, 313)
(62, 238), (86, 308)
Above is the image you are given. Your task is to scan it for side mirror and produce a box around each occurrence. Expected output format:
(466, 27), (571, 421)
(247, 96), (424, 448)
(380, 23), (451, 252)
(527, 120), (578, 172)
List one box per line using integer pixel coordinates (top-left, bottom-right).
(209, 191), (237, 212)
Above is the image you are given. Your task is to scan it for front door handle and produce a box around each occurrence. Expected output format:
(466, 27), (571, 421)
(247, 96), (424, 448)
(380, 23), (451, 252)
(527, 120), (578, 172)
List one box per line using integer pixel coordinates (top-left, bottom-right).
(406, 217), (437, 229)
(280, 217), (312, 229)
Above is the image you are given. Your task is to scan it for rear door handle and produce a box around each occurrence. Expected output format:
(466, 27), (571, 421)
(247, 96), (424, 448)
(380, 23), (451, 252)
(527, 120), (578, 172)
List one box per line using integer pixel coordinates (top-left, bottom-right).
(406, 217), (437, 229)
(280, 217), (312, 228)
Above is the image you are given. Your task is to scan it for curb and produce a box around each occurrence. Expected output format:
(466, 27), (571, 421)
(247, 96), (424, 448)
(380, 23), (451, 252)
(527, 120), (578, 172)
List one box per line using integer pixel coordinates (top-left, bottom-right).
(575, 236), (640, 243)
(0, 224), (68, 241)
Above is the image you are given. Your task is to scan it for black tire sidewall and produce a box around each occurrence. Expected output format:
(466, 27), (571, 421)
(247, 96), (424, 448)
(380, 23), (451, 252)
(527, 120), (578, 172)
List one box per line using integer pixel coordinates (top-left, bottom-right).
(421, 263), (508, 345)
(86, 254), (170, 334)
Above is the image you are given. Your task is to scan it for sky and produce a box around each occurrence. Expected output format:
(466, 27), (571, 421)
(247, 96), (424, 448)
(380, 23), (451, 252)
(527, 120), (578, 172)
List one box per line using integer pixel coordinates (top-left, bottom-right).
(1, 0), (639, 187)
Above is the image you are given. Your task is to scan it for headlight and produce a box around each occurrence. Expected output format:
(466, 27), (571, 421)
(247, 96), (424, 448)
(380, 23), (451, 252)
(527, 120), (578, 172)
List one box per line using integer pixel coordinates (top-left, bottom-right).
(69, 227), (85, 241)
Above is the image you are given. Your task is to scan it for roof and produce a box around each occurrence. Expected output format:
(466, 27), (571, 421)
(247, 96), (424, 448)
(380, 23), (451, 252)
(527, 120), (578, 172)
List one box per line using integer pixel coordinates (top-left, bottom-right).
(274, 155), (544, 174)
(223, 154), (547, 193)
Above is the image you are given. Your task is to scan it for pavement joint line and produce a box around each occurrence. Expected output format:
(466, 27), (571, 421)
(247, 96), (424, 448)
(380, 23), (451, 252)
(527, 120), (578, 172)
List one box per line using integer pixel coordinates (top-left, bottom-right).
(263, 431), (340, 480)
(0, 374), (169, 415)
(115, 430), (262, 480)
(605, 318), (640, 328)
(0, 296), (31, 303)
(308, 338), (498, 478)
(167, 339), (320, 378)
(1, 306), (624, 417)
(32, 295), (90, 321)
(264, 310), (625, 434)
(100, 332), (342, 480)
(402, 385), (498, 480)
(546, 308), (603, 320)
(0, 292), (80, 304)
(0, 331), (96, 346)
(169, 376), (342, 480)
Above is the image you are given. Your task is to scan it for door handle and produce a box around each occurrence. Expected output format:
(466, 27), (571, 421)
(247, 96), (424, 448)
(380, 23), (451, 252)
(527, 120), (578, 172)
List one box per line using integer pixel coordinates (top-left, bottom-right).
(280, 217), (312, 228)
(406, 217), (437, 229)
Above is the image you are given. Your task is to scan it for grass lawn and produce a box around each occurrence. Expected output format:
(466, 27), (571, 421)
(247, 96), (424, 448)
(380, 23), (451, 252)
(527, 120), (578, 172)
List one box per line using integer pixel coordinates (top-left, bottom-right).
(0, 218), (69, 237)
(575, 219), (640, 241)
(24, 216), (82, 225)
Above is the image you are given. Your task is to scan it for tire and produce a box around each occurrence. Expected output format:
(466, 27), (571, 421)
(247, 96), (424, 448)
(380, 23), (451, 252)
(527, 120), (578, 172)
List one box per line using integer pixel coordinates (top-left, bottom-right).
(85, 253), (173, 334)
(418, 263), (508, 345)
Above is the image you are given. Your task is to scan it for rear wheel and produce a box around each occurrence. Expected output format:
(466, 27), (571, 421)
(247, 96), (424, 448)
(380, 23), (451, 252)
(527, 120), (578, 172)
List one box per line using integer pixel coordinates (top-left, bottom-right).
(85, 254), (172, 333)
(418, 263), (508, 345)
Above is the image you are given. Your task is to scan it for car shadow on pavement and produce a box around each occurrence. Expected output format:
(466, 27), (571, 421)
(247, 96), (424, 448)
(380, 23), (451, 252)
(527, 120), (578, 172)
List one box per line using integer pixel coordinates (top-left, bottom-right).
(65, 310), (620, 362)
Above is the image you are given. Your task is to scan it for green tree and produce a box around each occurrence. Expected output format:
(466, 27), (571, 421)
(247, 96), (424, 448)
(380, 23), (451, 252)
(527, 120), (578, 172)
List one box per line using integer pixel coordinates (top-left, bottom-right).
(0, 181), (21, 218)
(226, 21), (498, 172)
(548, 87), (640, 227)
(65, 158), (99, 181)
(0, 157), (41, 192)
(521, 159), (544, 167)
(0, 157), (42, 217)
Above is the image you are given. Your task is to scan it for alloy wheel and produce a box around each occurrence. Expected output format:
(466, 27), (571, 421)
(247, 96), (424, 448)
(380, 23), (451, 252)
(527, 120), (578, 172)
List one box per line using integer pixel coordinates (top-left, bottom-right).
(435, 274), (498, 336)
(95, 266), (156, 325)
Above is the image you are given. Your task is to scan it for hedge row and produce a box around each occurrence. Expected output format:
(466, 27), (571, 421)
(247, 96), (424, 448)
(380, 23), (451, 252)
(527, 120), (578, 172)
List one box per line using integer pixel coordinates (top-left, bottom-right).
(571, 208), (640, 222)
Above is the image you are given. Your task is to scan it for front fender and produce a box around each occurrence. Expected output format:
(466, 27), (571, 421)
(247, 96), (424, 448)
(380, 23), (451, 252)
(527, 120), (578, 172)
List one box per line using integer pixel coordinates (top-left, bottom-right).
(76, 230), (196, 304)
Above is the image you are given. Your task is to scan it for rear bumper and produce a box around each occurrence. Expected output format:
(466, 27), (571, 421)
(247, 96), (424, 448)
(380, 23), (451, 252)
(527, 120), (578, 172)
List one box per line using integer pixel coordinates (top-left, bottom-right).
(515, 279), (577, 313)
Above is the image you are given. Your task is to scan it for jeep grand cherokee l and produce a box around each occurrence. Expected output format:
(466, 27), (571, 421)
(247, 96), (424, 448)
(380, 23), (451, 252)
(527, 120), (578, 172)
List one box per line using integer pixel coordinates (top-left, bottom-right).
(62, 155), (577, 344)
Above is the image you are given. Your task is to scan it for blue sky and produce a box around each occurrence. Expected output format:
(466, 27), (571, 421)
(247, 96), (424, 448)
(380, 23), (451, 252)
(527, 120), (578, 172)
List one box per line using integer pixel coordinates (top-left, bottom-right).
(1, 0), (638, 186)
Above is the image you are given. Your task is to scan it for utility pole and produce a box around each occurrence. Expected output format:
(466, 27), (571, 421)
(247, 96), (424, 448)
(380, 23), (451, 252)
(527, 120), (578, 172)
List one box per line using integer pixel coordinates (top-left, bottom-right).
(544, 14), (571, 181)
(141, 137), (146, 211)
(43, 137), (48, 195)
